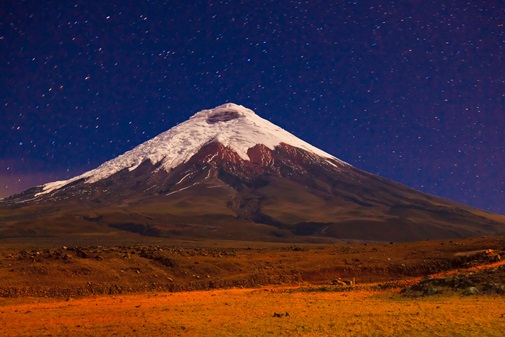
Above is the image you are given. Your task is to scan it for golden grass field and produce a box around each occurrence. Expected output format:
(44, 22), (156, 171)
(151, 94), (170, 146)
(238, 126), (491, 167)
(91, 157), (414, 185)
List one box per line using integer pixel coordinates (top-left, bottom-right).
(2, 287), (505, 336)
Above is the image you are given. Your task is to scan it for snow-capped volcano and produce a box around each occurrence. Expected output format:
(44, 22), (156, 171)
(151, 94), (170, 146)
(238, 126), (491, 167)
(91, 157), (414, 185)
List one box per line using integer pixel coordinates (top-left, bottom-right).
(3, 103), (505, 242)
(38, 103), (346, 196)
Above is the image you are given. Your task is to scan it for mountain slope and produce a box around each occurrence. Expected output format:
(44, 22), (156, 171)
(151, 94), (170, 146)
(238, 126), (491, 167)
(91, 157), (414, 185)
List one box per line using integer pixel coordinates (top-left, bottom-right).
(2, 103), (505, 242)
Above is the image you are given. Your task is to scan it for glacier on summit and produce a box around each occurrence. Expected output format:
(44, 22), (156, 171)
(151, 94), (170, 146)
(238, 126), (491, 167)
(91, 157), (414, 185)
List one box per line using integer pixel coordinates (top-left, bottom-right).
(37, 103), (347, 197)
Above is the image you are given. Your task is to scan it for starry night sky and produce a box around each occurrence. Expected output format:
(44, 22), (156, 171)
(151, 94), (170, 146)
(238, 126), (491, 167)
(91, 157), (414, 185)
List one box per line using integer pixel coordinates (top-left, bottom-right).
(1, 1), (504, 214)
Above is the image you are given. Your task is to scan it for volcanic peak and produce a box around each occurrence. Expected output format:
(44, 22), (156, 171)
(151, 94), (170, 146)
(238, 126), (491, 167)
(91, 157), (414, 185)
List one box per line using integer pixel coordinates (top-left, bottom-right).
(36, 103), (346, 196)
(192, 102), (253, 123)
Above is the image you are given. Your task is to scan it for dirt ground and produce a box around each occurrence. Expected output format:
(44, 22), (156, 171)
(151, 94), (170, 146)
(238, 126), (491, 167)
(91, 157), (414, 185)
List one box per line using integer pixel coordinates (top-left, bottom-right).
(2, 236), (505, 297)
(1, 288), (505, 337)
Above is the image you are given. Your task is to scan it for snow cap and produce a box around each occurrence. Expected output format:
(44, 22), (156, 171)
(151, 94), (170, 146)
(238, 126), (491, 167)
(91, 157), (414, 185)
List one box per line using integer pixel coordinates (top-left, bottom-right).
(36, 103), (345, 196)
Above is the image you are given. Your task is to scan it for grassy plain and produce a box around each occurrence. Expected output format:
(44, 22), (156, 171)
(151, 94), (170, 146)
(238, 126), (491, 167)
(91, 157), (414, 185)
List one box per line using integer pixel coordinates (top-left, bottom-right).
(2, 288), (505, 336)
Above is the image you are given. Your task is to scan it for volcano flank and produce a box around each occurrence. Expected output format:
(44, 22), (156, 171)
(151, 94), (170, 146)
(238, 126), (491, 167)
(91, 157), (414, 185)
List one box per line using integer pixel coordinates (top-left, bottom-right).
(2, 103), (505, 242)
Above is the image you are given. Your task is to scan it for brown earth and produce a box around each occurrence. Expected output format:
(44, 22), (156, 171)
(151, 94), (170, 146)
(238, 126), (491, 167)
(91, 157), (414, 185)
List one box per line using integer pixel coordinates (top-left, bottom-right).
(1, 236), (505, 298)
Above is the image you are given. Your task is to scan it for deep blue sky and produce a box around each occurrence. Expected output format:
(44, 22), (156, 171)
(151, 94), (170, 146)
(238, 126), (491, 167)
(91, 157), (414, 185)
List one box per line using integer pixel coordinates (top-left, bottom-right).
(1, 1), (504, 214)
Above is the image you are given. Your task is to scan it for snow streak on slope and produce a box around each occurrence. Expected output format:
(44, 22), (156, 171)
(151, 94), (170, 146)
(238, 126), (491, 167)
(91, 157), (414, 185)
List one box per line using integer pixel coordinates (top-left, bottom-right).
(37, 103), (347, 196)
